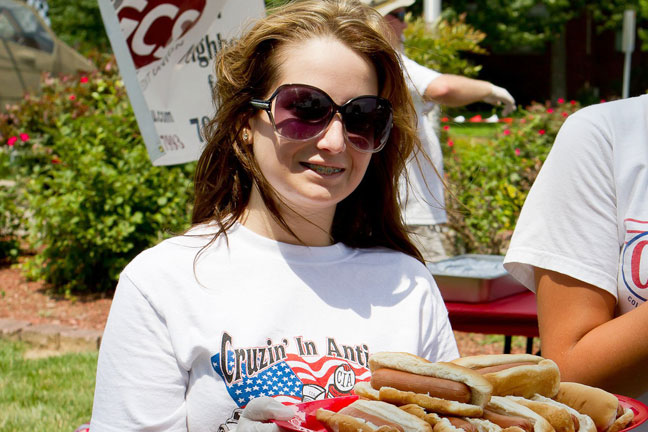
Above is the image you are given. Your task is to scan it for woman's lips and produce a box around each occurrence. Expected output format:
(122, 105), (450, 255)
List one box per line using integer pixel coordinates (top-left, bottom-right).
(301, 162), (344, 175)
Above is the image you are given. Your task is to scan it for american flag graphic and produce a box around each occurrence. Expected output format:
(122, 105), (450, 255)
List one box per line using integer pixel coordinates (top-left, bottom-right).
(211, 352), (370, 407)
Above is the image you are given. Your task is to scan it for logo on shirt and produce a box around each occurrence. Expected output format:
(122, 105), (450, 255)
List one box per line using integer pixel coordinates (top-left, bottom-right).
(211, 332), (371, 406)
(620, 218), (648, 305)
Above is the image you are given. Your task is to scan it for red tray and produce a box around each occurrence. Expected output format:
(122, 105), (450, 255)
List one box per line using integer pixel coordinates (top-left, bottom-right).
(273, 394), (648, 432)
(617, 395), (648, 432)
(272, 395), (358, 432)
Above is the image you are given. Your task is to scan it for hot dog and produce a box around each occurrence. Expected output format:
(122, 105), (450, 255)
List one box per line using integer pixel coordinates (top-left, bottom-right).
(485, 396), (554, 432)
(553, 382), (634, 432)
(529, 394), (597, 432)
(451, 354), (560, 398)
(316, 399), (433, 432)
(354, 352), (493, 417)
(505, 395), (594, 432)
(400, 403), (503, 432)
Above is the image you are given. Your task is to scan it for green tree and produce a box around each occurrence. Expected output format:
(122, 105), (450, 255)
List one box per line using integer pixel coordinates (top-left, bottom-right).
(47, 0), (111, 55)
(441, 0), (647, 99)
(441, 0), (646, 52)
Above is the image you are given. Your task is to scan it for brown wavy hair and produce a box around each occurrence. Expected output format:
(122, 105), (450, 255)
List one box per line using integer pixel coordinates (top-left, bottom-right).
(192, 0), (423, 262)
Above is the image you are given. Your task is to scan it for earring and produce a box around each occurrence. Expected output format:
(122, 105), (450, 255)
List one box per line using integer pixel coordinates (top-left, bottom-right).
(242, 131), (249, 142)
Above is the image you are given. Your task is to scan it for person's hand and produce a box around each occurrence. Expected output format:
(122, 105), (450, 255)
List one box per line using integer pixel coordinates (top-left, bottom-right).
(483, 84), (516, 116)
(235, 397), (297, 432)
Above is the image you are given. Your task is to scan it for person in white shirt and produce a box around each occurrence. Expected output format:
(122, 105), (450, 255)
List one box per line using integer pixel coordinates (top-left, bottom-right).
(363, 0), (516, 262)
(89, 1), (459, 431)
(504, 95), (648, 402)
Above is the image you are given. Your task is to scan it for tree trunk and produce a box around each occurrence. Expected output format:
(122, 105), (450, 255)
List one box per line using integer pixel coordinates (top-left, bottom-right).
(550, 24), (567, 102)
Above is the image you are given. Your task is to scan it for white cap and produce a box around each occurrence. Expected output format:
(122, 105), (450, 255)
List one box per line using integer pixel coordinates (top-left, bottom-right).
(360, 0), (416, 16)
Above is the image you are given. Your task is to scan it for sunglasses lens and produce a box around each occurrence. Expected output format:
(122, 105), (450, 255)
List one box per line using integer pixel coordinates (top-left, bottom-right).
(273, 86), (333, 140)
(267, 85), (392, 152)
(342, 97), (393, 152)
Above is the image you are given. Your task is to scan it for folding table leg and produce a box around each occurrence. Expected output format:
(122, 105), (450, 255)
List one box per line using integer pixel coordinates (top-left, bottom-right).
(526, 337), (534, 354)
(504, 335), (512, 354)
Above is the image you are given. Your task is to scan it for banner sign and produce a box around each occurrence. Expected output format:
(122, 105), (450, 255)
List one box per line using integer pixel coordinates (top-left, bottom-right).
(98, 0), (265, 165)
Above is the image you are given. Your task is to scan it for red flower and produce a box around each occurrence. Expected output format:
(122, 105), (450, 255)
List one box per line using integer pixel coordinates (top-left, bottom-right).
(600, 99), (607, 103)
(69, 94), (76, 101)
(80, 76), (89, 84)
(51, 157), (61, 164)
(557, 98), (565, 104)
(503, 129), (511, 136)
(447, 140), (454, 147)
(19, 133), (29, 142)
(443, 125), (450, 131)
(547, 108), (554, 113)
(561, 112), (569, 118)
(514, 148), (521, 156)
(441, 117), (449, 122)
(570, 100), (576, 105)
(500, 117), (513, 124)
(539, 129), (546, 135)
(7, 136), (17, 147)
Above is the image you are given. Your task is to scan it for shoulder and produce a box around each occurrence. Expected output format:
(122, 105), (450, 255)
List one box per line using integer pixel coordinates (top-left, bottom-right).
(123, 224), (220, 276)
(565, 95), (647, 131)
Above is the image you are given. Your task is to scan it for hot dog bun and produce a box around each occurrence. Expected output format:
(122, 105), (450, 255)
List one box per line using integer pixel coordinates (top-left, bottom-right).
(553, 382), (634, 432)
(316, 399), (433, 432)
(485, 396), (554, 432)
(451, 354), (560, 398)
(530, 394), (596, 432)
(357, 352), (493, 417)
(400, 403), (502, 432)
(506, 395), (585, 432)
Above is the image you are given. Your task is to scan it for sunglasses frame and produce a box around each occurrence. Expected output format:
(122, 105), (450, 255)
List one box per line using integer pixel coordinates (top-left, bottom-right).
(250, 83), (392, 153)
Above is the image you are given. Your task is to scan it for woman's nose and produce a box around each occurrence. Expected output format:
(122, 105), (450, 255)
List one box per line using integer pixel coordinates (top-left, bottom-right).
(316, 115), (347, 153)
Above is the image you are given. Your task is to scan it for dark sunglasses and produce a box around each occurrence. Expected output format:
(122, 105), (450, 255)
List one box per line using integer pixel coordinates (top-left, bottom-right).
(250, 84), (393, 153)
(388, 10), (406, 22)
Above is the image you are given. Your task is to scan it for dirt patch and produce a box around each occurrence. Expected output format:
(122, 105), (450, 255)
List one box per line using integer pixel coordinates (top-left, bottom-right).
(0, 261), (112, 331)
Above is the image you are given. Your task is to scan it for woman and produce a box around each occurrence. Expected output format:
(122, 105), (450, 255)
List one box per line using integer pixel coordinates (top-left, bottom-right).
(90, 1), (459, 431)
(504, 94), (648, 402)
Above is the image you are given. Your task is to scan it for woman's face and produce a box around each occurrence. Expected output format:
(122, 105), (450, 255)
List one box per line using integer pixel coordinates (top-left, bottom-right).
(248, 36), (378, 221)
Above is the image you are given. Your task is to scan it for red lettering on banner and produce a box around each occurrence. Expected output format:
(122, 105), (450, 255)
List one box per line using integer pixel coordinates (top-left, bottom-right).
(631, 240), (648, 289)
(116, 0), (206, 69)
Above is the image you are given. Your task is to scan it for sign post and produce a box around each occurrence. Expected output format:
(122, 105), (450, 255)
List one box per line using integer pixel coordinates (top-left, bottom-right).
(621, 9), (635, 99)
(98, 0), (265, 165)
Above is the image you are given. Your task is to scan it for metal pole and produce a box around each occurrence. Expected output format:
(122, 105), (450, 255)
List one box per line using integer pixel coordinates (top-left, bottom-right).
(423, 0), (441, 25)
(621, 9), (635, 99)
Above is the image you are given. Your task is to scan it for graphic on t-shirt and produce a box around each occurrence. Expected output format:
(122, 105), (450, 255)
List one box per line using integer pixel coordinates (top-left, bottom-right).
(211, 332), (371, 407)
(620, 218), (648, 305)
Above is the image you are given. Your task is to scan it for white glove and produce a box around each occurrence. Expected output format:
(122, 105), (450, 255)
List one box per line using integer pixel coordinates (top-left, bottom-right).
(235, 397), (298, 432)
(483, 84), (516, 116)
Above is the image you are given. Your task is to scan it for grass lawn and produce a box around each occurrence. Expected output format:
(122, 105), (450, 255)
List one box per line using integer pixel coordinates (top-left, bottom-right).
(0, 340), (97, 432)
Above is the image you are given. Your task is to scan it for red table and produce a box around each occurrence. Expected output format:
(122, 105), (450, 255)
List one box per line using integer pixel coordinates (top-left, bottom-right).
(444, 291), (539, 354)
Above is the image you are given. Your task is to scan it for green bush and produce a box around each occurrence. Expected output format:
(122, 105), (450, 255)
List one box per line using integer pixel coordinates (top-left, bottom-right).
(403, 13), (487, 77)
(1, 55), (195, 294)
(442, 99), (584, 254)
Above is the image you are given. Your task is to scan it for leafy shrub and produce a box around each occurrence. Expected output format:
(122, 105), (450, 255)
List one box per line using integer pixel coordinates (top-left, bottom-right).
(1, 55), (195, 294)
(404, 13), (487, 77)
(442, 99), (584, 254)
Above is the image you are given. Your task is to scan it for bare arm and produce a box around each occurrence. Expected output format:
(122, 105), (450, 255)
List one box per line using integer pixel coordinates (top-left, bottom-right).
(535, 268), (648, 397)
(423, 74), (515, 115)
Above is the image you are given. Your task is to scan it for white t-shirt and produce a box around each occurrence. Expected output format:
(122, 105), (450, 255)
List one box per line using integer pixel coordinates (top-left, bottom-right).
(399, 54), (447, 225)
(90, 223), (459, 431)
(504, 95), (648, 402)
